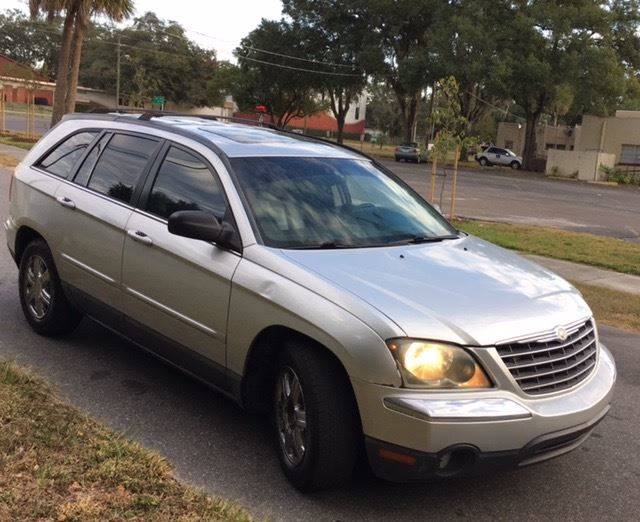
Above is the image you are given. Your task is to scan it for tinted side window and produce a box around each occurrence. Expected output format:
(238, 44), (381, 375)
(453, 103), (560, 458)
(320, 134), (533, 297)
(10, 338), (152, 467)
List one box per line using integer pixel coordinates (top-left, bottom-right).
(74, 133), (111, 186)
(38, 131), (97, 179)
(146, 146), (227, 220)
(88, 134), (159, 204)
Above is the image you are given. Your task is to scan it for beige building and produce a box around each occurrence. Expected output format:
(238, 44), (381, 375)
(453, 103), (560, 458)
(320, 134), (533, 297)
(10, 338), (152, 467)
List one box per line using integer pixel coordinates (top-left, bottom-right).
(496, 122), (578, 157)
(544, 110), (640, 181)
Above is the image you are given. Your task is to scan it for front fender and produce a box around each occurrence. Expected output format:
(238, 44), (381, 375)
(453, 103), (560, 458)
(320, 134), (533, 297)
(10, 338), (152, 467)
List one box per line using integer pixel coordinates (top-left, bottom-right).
(226, 255), (403, 387)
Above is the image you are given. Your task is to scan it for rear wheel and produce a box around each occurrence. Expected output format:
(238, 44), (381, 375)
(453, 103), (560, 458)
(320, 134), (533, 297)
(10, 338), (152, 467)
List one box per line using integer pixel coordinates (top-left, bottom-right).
(19, 240), (82, 336)
(273, 340), (359, 492)
(479, 157), (489, 167)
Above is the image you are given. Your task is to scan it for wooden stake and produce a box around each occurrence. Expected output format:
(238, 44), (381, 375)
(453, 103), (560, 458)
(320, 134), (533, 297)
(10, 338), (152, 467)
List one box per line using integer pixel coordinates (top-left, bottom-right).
(449, 144), (461, 219)
(430, 156), (438, 203)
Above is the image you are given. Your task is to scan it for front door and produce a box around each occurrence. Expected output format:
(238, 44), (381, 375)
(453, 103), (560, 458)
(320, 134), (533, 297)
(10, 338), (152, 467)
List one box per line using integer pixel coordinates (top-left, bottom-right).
(121, 144), (241, 371)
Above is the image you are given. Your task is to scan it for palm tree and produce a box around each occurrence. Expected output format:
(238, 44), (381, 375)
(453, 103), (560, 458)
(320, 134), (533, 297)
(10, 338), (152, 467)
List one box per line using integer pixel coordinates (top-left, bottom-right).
(31, 0), (133, 124)
(64, 0), (134, 115)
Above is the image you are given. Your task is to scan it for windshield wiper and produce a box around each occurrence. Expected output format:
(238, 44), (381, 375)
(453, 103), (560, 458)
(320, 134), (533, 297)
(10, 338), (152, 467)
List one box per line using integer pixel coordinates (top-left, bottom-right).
(387, 234), (460, 246)
(289, 241), (352, 250)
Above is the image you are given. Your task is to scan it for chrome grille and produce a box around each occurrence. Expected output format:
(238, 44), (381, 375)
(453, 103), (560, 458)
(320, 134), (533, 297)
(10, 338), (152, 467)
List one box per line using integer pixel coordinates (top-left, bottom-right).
(496, 320), (597, 395)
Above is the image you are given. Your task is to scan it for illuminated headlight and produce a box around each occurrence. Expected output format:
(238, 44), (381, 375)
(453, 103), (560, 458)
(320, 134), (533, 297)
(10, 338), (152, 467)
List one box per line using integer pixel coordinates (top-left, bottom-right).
(387, 339), (492, 389)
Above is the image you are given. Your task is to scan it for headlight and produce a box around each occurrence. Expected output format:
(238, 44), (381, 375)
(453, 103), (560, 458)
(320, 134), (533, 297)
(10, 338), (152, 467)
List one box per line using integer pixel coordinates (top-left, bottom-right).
(387, 339), (492, 389)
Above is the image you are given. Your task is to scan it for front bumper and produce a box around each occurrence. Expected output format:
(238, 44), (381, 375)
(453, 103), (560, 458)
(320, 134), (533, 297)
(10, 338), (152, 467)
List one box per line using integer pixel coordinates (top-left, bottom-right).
(353, 343), (616, 480)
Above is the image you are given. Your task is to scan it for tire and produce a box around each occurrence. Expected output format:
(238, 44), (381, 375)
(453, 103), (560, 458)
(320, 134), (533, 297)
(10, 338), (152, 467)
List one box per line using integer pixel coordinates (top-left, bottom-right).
(510, 161), (521, 170)
(272, 339), (359, 492)
(479, 157), (489, 167)
(19, 239), (82, 336)
(394, 156), (400, 162)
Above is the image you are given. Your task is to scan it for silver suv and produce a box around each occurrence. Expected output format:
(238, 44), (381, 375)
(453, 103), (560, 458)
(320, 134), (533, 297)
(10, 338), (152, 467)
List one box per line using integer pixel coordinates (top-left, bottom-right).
(476, 146), (523, 169)
(5, 113), (615, 491)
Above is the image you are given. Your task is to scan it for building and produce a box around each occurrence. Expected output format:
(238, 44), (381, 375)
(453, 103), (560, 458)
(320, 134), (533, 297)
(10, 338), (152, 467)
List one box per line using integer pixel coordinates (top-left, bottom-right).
(0, 54), (115, 109)
(544, 110), (640, 181)
(235, 96), (367, 138)
(496, 121), (578, 157)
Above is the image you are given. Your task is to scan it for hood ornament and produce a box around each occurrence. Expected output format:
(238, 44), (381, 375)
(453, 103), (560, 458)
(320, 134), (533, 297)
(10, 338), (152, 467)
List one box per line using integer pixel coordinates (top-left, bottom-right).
(555, 327), (569, 342)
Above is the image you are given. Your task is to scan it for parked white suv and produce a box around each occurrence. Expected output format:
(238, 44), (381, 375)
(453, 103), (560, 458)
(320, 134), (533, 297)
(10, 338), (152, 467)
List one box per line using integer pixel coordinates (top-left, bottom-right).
(476, 146), (523, 169)
(5, 112), (615, 491)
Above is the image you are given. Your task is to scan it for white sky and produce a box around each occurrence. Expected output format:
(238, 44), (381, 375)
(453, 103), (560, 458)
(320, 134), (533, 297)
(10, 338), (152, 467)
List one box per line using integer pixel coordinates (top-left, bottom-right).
(3, 0), (284, 61)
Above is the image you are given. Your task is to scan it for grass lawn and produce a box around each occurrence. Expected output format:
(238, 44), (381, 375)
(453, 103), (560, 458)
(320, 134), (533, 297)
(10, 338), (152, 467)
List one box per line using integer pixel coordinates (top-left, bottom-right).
(454, 219), (640, 276)
(573, 282), (640, 333)
(0, 133), (38, 151)
(0, 361), (252, 521)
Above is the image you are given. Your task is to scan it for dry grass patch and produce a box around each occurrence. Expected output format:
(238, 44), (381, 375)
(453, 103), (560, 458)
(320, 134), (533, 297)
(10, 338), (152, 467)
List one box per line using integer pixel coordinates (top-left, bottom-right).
(573, 282), (640, 334)
(0, 153), (20, 168)
(455, 219), (640, 276)
(0, 361), (252, 521)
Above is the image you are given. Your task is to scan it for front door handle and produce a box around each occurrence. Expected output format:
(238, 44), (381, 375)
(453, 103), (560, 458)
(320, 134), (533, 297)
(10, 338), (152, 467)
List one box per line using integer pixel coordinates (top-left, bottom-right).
(56, 196), (76, 209)
(127, 229), (153, 246)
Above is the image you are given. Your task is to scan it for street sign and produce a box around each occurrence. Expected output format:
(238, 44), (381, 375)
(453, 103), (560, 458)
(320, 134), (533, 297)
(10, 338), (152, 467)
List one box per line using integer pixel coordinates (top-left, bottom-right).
(152, 95), (165, 105)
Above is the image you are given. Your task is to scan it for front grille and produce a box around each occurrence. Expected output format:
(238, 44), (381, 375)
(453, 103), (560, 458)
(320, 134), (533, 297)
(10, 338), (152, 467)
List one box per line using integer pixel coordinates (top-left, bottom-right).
(496, 320), (597, 395)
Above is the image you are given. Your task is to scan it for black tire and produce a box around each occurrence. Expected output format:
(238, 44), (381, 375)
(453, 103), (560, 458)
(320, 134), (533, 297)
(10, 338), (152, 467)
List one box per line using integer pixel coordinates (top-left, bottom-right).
(479, 157), (489, 167)
(272, 339), (360, 492)
(510, 160), (521, 170)
(394, 156), (400, 162)
(19, 239), (82, 336)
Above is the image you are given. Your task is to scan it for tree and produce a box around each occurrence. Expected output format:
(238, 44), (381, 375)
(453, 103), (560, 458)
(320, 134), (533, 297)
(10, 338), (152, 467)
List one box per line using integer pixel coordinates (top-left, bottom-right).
(283, 0), (366, 143)
(234, 20), (323, 128)
(495, 0), (637, 169)
(80, 13), (224, 108)
(30, 0), (133, 124)
(0, 9), (60, 78)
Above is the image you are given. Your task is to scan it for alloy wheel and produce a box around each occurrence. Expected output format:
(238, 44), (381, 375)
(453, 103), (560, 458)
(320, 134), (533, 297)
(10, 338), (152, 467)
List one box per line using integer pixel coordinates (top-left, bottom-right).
(275, 366), (308, 467)
(24, 254), (52, 320)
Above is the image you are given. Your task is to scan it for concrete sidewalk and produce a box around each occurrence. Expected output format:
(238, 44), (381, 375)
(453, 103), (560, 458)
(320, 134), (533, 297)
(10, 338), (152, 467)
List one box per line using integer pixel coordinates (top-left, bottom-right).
(526, 254), (640, 296)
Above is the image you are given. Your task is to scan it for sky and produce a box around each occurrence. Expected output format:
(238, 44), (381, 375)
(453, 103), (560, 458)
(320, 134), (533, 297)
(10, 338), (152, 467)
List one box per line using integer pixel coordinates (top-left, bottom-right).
(3, 0), (285, 61)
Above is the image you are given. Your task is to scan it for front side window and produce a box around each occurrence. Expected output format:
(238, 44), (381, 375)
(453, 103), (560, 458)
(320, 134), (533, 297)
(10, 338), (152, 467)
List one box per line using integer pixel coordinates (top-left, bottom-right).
(230, 157), (457, 249)
(87, 134), (159, 204)
(38, 131), (97, 178)
(146, 146), (227, 220)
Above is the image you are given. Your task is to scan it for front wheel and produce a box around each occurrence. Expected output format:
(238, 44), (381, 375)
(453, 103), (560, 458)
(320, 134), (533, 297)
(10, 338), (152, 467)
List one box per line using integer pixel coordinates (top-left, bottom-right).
(511, 161), (522, 170)
(19, 239), (82, 336)
(273, 340), (359, 492)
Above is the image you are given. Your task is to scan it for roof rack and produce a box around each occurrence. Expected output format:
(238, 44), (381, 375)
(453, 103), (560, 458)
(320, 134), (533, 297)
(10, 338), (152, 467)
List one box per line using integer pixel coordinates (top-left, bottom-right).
(84, 107), (371, 161)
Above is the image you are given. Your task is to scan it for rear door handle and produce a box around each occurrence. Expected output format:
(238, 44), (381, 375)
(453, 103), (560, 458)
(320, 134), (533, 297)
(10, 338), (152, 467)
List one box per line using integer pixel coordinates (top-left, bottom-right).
(127, 229), (153, 246)
(56, 196), (76, 209)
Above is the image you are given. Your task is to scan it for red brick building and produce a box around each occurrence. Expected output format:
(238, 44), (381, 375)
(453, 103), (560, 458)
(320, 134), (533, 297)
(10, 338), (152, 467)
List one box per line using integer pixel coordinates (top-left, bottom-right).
(0, 54), (54, 105)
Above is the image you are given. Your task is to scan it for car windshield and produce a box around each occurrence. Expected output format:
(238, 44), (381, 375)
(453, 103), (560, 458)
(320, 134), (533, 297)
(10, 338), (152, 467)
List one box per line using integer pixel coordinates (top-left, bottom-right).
(230, 157), (458, 249)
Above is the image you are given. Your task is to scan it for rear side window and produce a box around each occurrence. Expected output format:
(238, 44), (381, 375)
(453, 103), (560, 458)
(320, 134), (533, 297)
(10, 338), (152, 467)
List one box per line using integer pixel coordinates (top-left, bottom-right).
(74, 133), (111, 186)
(146, 146), (227, 220)
(87, 134), (159, 204)
(38, 131), (97, 179)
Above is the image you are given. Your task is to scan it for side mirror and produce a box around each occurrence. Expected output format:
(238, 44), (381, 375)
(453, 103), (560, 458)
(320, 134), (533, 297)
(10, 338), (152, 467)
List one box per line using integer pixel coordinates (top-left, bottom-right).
(168, 210), (223, 243)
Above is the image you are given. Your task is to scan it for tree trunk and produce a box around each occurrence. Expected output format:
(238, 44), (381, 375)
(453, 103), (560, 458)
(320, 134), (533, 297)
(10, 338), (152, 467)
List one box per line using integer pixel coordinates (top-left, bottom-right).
(64, 14), (87, 115)
(522, 112), (541, 171)
(403, 93), (419, 143)
(51, 9), (76, 125)
(335, 112), (346, 143)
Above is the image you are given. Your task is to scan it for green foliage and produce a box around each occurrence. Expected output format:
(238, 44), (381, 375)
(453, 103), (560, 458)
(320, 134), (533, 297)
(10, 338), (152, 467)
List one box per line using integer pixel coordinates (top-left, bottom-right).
(0, 9), (60, 79)
(599, 164), (640, 185)
(429, 76), (478, 161)
(80, 12), (224, 107)
(233, 20), (325, 127)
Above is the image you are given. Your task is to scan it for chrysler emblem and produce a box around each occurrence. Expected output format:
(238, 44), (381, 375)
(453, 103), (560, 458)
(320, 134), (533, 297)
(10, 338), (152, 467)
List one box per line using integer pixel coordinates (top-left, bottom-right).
(555, 327), (569, 341)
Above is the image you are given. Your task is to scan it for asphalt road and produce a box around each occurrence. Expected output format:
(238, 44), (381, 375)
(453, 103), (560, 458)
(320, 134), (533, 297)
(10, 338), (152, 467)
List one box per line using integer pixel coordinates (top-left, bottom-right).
(382, 159), (640, 242)
(1, 162), (639, 520)
(3, 111), (51, 135)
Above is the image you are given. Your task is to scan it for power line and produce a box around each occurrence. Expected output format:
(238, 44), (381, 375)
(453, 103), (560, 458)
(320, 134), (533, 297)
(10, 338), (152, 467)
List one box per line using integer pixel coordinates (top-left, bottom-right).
(237, 54), (363, 77)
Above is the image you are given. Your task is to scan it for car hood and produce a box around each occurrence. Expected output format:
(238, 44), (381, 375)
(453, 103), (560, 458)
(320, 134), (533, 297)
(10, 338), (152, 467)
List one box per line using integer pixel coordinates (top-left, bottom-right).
(280, 235), (591, 346)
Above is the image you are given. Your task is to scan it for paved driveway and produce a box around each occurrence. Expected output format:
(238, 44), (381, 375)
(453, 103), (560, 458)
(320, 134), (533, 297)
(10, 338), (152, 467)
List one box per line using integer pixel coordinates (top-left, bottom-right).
(383, 159), (640, 241)
(1, 161), (639, 520)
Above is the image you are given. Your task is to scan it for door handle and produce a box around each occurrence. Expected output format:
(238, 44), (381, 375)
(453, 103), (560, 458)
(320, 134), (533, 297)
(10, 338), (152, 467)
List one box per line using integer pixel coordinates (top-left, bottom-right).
(127, 229), (153, 246)
(56, 196), (76, 209)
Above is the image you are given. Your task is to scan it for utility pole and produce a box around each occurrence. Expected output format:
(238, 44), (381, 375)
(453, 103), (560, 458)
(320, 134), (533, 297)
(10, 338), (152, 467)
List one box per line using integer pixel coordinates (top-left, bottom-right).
(116, 34), (121, 108)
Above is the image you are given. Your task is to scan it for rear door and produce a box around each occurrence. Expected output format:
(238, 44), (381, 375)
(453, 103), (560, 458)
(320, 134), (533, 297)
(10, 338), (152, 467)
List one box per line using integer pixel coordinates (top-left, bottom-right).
(53, 132), (162, 316)
(121, 143), (241, 372)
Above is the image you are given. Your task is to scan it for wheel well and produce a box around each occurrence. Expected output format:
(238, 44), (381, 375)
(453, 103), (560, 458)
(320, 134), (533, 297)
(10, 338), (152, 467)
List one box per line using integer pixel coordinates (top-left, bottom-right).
(14, 226), (44, 266)
(242, 326), (355, 415)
